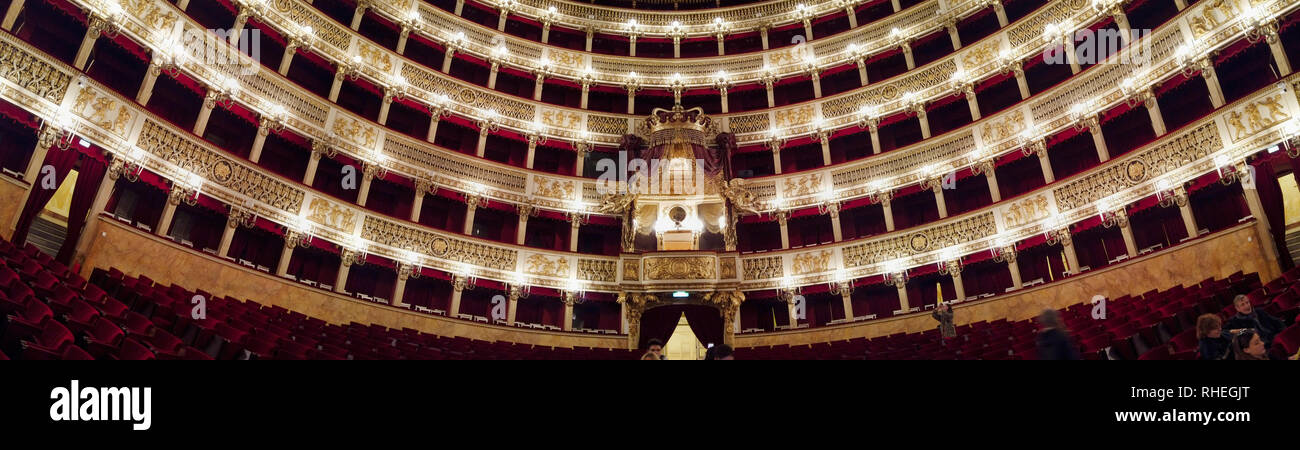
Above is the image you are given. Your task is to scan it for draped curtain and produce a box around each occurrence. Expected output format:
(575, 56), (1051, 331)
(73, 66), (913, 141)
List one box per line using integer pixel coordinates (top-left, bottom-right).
(1253, 160), (1296, 270)
(12, 147), (80, 246)
(55, 153), (106, 263)
(680, 305), (724, 346)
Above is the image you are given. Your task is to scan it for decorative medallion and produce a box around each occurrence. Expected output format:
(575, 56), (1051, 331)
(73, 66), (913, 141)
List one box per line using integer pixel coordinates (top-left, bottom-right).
(209, 160), (234, 184)
(909, 232), (930, 253)
(430, 237), (449, 257)
(458, 88), (477, 106)
(1124, 159), (1148, 184)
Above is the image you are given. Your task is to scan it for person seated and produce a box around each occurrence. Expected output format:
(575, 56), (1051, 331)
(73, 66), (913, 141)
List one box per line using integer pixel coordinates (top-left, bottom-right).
(1231, 330), (1280, 360)
(1223, 295), (1285, 346)
(1195, 314), (1234, 360)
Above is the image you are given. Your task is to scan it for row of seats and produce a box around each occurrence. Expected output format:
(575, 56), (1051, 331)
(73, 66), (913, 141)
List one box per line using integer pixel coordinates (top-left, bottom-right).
(0, 236), (638, 360)
(737, 268), (1300, 360)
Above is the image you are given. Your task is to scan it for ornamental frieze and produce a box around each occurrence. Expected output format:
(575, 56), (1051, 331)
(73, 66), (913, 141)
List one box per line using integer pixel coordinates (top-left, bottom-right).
(305, 195), (360, 234)
(0, 40), (73, 103)
(1225, 94), (1292, 142)
(1053, 121), (1221, 211)
(743, 256), (783, 281)
(136, 120), (304, 212)
(644, 256), (716, 281)
(997, 194), (1054, 230)
(578, 259), (617, 283)
(70, 86), (134, 138)
(1189, 0), (1241, 38)
(524, 253), (571, 278)
(790, 250), (833, 276)
(362, 216), (517, 271)
(330, 115), (379, 151)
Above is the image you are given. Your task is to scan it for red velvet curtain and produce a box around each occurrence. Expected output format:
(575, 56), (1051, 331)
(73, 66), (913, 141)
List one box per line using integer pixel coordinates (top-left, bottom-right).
(681, 305), (724, 347)
(1253, 160), (1295, 270)
(12, 147), (80, 246)
(55, 153), (107, 263)
(638, 305), (685, 349)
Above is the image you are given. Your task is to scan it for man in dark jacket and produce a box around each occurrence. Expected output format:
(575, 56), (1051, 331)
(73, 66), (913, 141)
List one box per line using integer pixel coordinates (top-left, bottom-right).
(1223, 295), (1285, 347)
(1036, 309), (1081, 360)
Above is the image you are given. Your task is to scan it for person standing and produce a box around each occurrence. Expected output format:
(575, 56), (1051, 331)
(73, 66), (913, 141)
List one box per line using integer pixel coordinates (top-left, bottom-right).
(932, 302), (956, 341)
(1035, 309), (1081, 360)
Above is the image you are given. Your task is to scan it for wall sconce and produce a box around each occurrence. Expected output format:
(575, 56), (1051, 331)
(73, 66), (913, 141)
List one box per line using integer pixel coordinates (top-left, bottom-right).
(1098, 197), (1128, 228)
(1175, 44), (1210, 78)
(289, 24), (315, 54)
(1155, 179), (1189, 208)
(937, 248), (962, 276)
(398, 249), (422, 280)
(991, 238), (1017, 263)
(1244, 6), (1279, 44)
(478, 108), (501, 133)
(95, 1), (125, 40)
(883, 259), (909, 288)
(779, 276), (802, 302)
(1044, 215), (1071, 246)
(170, 169), (203, 206)
(857, 104), (881, 130)
(286, 215), (313, 248)
(829, 268), (854, 295)
(341, 235), (369, 266)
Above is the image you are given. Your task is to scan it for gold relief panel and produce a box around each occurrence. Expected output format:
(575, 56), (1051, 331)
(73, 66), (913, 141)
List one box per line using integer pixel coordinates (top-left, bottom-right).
(524, 253), (570, 278)
(578, 259), (616, 283)
(767, 45), (811, 68)
(997, 194), (1053, 230)
(782, 173), (822, 198)
(719, 257), (737, 280)
(742, 256), (782, 281)
(773, 105), (815, 130)
(70, 87), (134, 138)
(358, 43), (393, 73)
(121, 0), (178, 34)
(980, 109), (1026, 144)
(790, 250), (833, 276)
(622, 259), (640, 281)
(532, 175), (575, 200)
(1189, 0), (1239, 38)
(644, 257), (716, 281)
(545, 49), (584, 70)
(1225, 94), (1292, 142)
(962, 40), (999, 70)
(331, 115), (379, 150)
(305, 196), (359, 233)
(539, 109), (582, 130)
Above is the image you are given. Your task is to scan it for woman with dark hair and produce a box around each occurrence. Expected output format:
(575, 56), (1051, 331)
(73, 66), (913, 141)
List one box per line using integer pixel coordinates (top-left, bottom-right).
(1232, 330), (1277, 360)
(1196, 314), (1234, 360)
(704, 344), (734, 360)
(1036, 309), (1081, 360)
